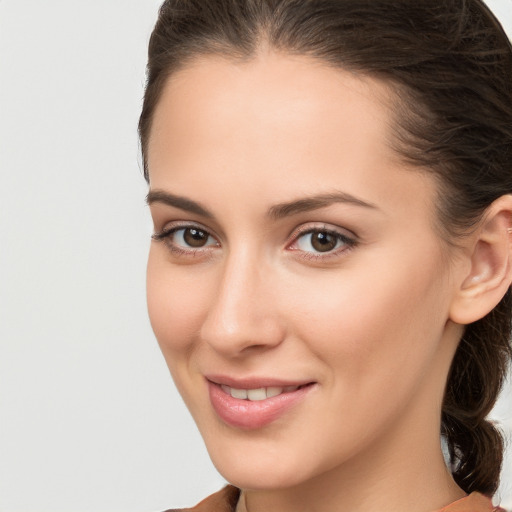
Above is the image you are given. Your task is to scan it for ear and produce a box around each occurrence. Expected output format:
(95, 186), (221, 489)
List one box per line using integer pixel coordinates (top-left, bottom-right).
(449, 195), (512, 325)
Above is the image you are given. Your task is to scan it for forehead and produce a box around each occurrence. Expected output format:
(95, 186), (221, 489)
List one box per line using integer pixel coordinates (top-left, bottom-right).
(147, 52), (436, 228)
(148, 51), (398, 171)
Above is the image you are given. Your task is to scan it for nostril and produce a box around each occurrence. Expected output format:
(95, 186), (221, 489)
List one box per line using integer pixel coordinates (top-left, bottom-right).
(200, 312), (285, 356)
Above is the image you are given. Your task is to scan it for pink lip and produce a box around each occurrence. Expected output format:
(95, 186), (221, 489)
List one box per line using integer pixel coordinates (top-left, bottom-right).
(206, 375), (311, 389)
(207, 378), (315, 430)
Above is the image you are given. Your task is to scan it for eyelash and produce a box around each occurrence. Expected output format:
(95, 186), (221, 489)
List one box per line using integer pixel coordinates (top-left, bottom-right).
(152, 223), (219, 258)
(287, 225), (358, 260)
(151, 223), (358, 261)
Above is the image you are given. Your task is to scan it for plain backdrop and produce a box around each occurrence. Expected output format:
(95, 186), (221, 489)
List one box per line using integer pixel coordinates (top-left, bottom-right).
(0, 1), (511, 511)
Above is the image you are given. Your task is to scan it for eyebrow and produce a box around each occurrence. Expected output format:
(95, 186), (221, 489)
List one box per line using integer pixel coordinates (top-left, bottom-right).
(146, 190), (214, 218)
(268, 192), (378, 220)
(146, 189), (377, 220)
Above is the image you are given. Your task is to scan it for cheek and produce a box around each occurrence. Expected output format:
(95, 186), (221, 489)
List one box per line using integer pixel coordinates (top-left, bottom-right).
(146, 248), (209, 355)
(282, 246), (450, 386)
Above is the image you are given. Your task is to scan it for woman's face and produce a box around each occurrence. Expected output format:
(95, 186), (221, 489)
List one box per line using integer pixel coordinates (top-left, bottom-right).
(146, 53), (463, 489)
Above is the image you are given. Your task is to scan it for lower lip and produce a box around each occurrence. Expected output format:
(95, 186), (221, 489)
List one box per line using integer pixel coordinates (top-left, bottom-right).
(207, 381), (315, 429)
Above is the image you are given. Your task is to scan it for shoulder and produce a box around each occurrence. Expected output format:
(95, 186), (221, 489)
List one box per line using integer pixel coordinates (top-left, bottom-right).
(163, 486), (240, 512)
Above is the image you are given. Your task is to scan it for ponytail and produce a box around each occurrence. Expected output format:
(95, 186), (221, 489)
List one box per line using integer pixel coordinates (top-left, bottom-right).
(442, 289), (512, 494)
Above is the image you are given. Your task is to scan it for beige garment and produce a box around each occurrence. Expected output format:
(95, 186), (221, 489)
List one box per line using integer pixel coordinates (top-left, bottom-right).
(164, 485), (504, 512)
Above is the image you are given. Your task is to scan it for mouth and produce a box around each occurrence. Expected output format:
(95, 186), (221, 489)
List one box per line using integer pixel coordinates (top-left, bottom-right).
(206, 377), (316, 429)
(218, 383), (310, 401)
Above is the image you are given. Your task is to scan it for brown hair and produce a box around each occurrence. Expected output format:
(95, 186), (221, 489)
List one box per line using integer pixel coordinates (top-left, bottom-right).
(139, 0), (512, 495)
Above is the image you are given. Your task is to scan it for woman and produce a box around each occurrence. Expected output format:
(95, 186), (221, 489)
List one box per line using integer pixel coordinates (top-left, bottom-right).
(139, 1), (512, 511)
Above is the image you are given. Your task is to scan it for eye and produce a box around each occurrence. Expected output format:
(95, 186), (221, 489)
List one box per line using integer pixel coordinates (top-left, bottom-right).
(289, 227), (357, 257)
(297, 231), (343, 253)
(152, 224), (219, 253)
(173, 227), (217, 248)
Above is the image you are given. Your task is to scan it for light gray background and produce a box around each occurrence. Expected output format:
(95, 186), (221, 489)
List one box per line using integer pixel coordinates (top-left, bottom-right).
(0, 1), (511, 511)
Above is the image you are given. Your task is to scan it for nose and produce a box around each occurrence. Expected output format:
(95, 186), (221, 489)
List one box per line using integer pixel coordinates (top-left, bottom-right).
(199, 248), (285, 357)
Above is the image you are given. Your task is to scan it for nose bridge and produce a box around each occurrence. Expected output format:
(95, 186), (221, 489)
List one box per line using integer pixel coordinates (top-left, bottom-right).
(200, 243), (282, 355)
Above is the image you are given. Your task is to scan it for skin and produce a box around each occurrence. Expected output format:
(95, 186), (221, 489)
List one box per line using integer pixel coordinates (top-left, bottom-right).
(145, 52), (509, 512)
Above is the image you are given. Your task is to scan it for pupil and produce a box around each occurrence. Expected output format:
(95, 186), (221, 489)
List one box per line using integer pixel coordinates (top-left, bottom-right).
(311, 232), (337, 252)
(184, 228), (208, 247)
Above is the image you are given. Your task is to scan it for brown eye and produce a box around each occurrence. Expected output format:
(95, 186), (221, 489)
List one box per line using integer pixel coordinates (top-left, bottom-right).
(183, 228), (210, 247)
(294, 229), (354, 255)
(310, 232), (338, 252)
(153, 226), (218, 250)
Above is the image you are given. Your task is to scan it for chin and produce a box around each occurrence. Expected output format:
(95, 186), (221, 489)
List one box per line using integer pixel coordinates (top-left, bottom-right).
(213, 457), (311, 491)
(202, 431), (327, 491)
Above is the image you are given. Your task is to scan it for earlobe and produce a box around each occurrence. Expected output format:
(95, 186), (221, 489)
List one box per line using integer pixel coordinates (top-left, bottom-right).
(449, 195), (512, 325)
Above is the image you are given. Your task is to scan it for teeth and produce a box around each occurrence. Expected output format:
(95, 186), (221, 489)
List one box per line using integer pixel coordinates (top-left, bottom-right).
(247, 388), (267, 401)
(230, 388), (248, 399)
(266, 386), (284, 398)
(221, 385), (300, 400)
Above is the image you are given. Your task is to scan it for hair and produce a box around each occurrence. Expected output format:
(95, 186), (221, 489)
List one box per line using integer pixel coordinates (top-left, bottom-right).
(139, 0), (512, 496)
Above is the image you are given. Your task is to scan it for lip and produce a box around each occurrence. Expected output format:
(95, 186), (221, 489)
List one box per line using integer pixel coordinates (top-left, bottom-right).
(206, 376), (316, 430)
(206, 375), (312, 389)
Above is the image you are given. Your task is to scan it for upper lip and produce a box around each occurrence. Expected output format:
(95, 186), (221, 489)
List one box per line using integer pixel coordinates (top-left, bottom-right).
(206, 375), (314, 389)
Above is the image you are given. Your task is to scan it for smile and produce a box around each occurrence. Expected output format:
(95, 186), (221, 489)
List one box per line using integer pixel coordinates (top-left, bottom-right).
(207, 379), (315, 429)
(220, 384), (303, 401)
